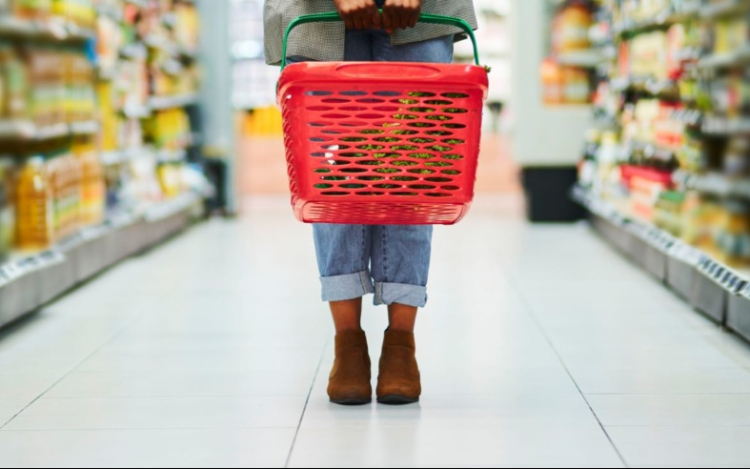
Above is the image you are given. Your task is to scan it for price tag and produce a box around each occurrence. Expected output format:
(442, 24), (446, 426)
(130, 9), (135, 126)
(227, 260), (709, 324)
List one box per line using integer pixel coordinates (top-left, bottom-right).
(669, 241), (704, 266)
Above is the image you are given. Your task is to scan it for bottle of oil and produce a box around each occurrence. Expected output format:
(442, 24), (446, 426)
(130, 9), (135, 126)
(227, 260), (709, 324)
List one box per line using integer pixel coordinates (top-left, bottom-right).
(73, 137), (105, 226)
(16, 156), (53, 251)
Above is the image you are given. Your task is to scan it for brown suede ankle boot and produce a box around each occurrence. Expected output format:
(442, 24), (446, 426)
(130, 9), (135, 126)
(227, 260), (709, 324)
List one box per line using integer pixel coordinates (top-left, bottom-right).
(377, 329), (421, 405)
(328, 330), (372, 406)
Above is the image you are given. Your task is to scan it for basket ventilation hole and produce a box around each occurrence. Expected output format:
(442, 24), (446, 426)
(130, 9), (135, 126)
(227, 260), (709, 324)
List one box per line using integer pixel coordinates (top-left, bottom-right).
(441, 92), (469, 98)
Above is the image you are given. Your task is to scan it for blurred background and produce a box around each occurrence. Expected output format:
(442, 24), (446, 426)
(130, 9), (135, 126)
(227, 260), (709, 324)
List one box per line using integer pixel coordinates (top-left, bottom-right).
(3, 0), (750, 467)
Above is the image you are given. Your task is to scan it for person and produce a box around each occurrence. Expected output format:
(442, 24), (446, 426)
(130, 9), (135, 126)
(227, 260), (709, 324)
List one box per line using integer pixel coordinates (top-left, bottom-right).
(264, 0), (477, 406)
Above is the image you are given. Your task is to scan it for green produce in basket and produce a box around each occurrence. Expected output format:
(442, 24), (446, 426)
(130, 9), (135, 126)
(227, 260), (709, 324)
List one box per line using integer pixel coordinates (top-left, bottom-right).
(425, 161), (452, 167)
(392, 145), (419, 151)
(427, 145), (452, 152)
(442, 154), (464, 160)
(392, 176), (418, 181)
(410, 138), (435, 144)
(375, 167), (400, 173)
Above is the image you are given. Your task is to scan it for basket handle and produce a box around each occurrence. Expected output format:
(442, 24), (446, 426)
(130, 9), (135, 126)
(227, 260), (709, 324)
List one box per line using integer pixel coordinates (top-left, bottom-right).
(281, 11), (480, 70)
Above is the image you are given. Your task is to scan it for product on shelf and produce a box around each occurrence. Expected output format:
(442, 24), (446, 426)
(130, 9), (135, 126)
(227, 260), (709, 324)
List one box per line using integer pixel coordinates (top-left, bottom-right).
(16, 156), (53, 251)
(553, 0), (594, 54)
(0, 157), (17, 261)
(0, 42), (29, 119)
(0, 0), (202, 258)
(574, 0), (750, 268)
(74, 137), (105, 225)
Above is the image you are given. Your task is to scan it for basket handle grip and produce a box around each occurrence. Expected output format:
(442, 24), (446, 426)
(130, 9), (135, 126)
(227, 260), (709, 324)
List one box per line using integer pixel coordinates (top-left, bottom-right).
(281, 11), (480, 70)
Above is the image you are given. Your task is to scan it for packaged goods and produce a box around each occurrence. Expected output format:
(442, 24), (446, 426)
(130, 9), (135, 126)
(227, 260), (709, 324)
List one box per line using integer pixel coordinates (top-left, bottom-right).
(552, 0), (593, 54)
(16, 156), (53, 251)
(0, 158), (17, 261)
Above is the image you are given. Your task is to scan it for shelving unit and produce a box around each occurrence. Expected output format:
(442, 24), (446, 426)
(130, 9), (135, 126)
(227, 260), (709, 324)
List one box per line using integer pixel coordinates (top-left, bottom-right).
(0, 192), (204, 328)
(572, 0), (750, 343)
(0, 0), (208, 329)
(573, 185), (750, 330)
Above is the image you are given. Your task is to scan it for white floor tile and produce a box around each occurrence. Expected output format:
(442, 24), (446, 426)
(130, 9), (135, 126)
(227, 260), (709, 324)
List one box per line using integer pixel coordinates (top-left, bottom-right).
(75, 347), (323, 374)
(573, 367), (750, 395)
(587, 394), (750, 426)
(46, 369), (316, 398)
(4, 396), (307, 431)
(0, 399), (32, 428)
(607, 426), (750, 469)
(0, 373), (63, 400)
(0, 428), (295, 468)
(1, 194), (750, 467)
(289, 423), (623, 468)
(299, 393), (600, 429)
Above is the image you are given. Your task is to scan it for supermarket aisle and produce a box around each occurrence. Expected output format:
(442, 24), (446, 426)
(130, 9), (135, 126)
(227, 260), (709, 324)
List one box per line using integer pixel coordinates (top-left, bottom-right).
(3, 196), (750, 467)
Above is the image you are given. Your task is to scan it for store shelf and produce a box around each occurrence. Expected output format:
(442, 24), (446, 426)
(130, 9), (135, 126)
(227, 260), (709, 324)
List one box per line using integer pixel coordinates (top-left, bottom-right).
(702, 115), (750, 135)
(156, 148), (188, 164)
(0, 192), (204, 330)
(610, 76), (680, 98)
(101, 146), (188, 166)
(628, 140), (678, 162)
(613, 7), (700, 37)
(148, 94), (199, 111)
(0, 120), (98, 141)
(573, 184), (750, 325)
(697, 46), (750, 70)
(700, 0), (750, 20)
(555, 49), (609, 68)
(0, 16), (95, 42)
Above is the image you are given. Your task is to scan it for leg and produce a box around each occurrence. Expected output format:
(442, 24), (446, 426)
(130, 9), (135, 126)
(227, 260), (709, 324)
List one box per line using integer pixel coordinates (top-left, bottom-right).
(388, 303), (417, 332)
(370, 224), (433, 310)
(313, 224), (374, 331)
(314, 223), (374, 406)
(367, 32), (454, 405)
(330, 298), (363, 332)
(371, 224), (432, 405)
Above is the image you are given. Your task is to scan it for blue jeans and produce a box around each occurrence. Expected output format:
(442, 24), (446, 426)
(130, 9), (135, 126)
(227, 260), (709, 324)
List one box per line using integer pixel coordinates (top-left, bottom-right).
(313, 28), (454, 308)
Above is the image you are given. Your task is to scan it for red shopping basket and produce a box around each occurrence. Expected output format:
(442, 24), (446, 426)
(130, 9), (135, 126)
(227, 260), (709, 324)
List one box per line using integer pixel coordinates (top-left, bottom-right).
(277, 12), (489, 225)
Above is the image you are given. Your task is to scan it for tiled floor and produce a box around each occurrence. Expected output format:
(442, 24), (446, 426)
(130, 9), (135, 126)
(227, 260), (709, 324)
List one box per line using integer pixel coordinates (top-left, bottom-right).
(1, 194), (750, 468)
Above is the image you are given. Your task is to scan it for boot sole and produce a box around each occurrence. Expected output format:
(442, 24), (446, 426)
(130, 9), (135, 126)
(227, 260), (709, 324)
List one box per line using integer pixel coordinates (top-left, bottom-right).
(377, 395), (420, 405)
(330, 397), (372, 406)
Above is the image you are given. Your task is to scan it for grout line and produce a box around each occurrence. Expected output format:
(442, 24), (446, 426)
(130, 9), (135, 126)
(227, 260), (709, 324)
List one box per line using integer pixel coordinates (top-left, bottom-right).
(0, 298), (166, 431)
(284, 335), (329, 469)
(509, 279), (631, 469)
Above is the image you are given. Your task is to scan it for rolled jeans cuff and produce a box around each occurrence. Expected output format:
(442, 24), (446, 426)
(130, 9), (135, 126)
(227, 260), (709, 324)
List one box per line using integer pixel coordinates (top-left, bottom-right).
(374, 282), (428, 308)
(320, 271), (375, 302)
